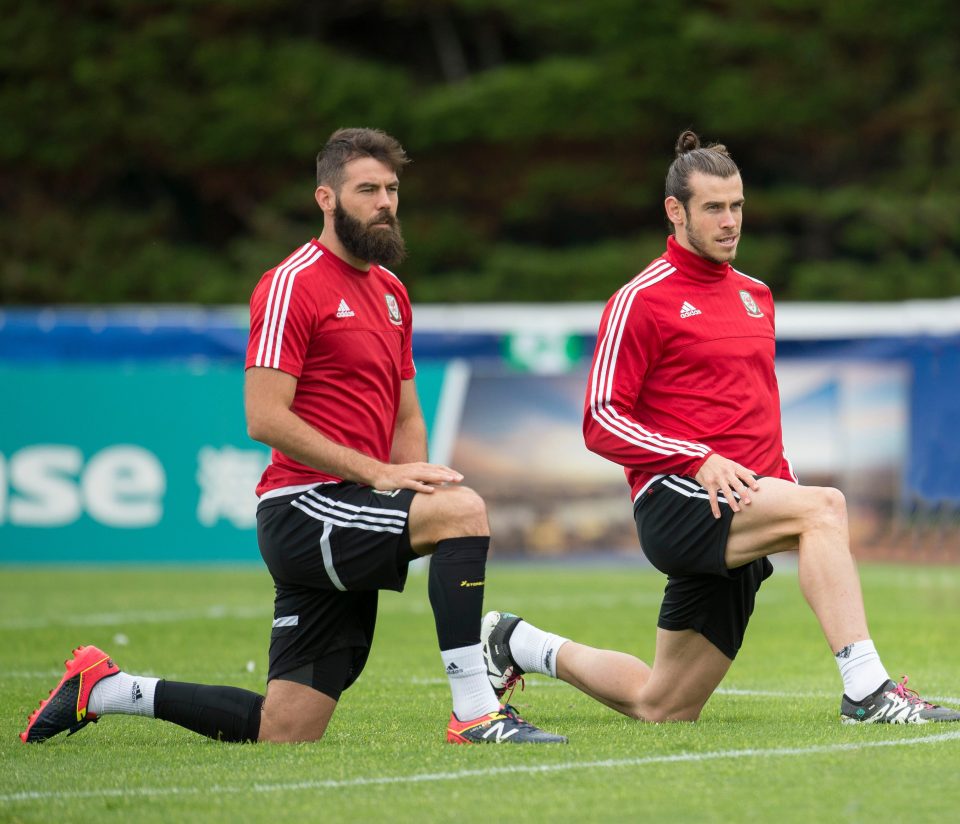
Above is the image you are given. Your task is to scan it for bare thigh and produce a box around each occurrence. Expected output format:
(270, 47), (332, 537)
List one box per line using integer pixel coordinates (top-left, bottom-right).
(724, 476), (830, 567)
(258, 678), (338, 743)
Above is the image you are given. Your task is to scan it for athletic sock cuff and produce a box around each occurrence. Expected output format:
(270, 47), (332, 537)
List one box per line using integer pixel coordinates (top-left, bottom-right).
(434, 536), (490, 557)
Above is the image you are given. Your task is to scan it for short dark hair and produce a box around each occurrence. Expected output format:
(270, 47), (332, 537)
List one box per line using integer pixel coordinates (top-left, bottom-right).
(665, 129), (740, 209)
(316, 128), (410, 191)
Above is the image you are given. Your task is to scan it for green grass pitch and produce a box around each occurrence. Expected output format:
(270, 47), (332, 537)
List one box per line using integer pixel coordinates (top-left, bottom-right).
(2, 562), (959, 823)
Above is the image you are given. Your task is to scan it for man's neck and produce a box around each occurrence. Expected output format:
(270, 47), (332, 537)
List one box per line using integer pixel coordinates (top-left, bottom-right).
(318, 228), (371, 271)
(665, 235), (729, 280)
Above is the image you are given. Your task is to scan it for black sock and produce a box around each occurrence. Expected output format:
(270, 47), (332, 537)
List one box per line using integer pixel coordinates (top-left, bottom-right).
(154, 681), (263, 743)
(428, 536), (490, 650)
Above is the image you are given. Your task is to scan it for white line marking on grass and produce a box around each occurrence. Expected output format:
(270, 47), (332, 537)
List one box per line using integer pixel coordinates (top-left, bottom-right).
(2, 670), (67, 680)
(0, 589), (663, 630)
(0, 591), (655, 630)
(401, 680), (960, 705)
(717, 687), (830, 697)
(0, 605), (272, 630)
(3, 730), (959, 805)
(715, 687), (960, 705)
(4, 577), (782, 630)
(488, 592), (664, 610)
(386, 591), (666, 615)
(9, 666), (956, 707)
(6, 657), (956, 707)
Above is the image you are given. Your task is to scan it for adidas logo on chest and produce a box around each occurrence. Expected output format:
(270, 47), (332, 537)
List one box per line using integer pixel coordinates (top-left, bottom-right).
(336, 298), (355, 318)
(680, 301), (701, 318)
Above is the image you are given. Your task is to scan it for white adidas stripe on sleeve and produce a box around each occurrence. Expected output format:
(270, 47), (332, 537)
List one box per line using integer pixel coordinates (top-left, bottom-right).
(254, 244), (323, 368)
(588, 260), (710, 459)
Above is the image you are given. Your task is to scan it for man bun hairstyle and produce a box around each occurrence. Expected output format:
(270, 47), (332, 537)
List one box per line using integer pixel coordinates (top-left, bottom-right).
(316, 127), (410, 191)
(665, 129), (740, 208)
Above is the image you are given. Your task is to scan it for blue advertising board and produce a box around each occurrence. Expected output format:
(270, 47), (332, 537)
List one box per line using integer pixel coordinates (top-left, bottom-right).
(0, 360), (447, 562)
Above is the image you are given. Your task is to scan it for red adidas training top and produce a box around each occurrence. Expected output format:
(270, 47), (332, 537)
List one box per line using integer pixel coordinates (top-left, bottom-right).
(245, 240), (415, 497)
(583, 236), (797, 502)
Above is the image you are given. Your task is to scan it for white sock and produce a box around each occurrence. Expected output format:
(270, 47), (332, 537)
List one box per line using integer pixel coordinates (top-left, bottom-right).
(835, 640), (890, 702)
(442, 644), (500, 721)
(509, 620), (569, 678)
(88, 671), (159, 718)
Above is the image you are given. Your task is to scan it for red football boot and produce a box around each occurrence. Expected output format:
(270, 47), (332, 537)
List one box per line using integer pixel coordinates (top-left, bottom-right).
(21, 645), (120, 743)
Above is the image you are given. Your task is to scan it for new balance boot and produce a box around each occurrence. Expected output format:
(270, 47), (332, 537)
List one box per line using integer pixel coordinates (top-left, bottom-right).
(20, 645), (120, 743)
(446, 707), (567, 744)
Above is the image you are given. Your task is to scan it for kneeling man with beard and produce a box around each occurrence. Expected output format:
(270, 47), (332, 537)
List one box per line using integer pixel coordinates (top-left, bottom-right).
(21, 128), (565, 748)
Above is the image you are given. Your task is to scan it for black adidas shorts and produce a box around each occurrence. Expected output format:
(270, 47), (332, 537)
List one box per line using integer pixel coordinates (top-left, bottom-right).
(634, 475), (773, 660)
(257, 482), (417, 696)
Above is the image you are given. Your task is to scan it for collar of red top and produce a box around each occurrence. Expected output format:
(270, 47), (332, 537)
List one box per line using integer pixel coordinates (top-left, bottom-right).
(664, 235), (730, 282)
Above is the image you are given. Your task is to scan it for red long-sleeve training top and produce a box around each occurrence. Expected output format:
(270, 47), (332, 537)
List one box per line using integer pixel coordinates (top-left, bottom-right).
(583, 236), (797, 502)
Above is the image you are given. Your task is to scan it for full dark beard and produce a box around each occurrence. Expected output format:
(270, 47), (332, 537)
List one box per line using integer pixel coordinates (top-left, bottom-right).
(334, 202), (407, 268)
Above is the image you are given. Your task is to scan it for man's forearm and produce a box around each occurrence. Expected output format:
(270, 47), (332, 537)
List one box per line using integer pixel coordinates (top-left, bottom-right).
(250, 406), (383, 485)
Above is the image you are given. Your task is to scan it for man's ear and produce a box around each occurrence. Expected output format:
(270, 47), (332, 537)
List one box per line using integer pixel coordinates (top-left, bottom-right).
(664, 196), (685, 229)
(315, 185), (336, 213)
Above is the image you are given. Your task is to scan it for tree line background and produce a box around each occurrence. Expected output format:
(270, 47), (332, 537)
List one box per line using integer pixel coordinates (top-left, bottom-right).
(3, 0), (959, 305)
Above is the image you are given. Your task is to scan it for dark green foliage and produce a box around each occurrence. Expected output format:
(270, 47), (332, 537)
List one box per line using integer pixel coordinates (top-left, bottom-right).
(2, 0), (958, 303)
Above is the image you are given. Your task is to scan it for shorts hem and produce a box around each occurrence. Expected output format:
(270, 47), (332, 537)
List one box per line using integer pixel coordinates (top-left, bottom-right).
(655, 618), (738, 661)
(268, 644), (369, 699)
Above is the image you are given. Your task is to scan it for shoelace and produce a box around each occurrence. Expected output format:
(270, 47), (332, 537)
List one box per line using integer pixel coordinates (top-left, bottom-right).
(891, 675), (935, 709)
(500, 673), (525, 704)
(500, 703), (533, 727)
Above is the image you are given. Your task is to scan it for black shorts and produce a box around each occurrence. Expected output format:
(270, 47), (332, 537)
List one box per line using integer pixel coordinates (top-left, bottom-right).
(634, 475), (773, 660)
(257, 482), (417, 696)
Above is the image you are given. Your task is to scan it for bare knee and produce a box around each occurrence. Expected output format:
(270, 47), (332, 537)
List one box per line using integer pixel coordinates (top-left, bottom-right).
(822, 486), (847, 527)
(445, 486), (489, 536)
(259, 717), (327, 744)
(634, 698), (703, 723)
(258, 704), (329, 742)
(258, 681), (335, 743)
(411, 485), (489, 546)
(802, 486), (848, 534)
(613, 682), (704, 723)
